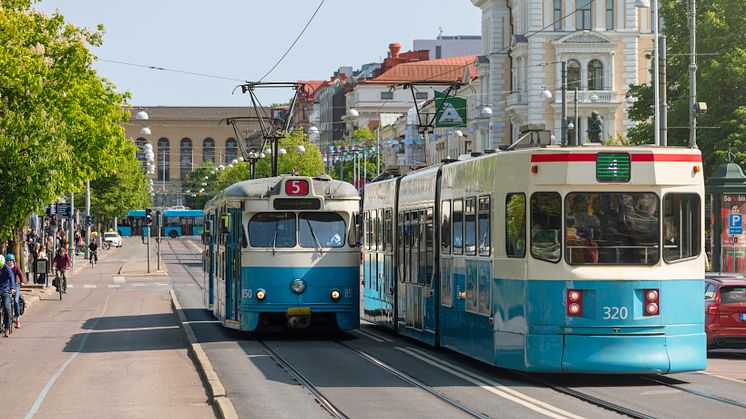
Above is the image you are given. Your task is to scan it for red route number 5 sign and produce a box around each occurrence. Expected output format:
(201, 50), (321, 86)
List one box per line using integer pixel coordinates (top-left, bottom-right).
(285, 179), (309, 196)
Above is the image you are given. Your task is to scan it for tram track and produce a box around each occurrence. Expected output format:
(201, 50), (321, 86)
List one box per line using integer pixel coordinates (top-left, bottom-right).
(255, 338), (349, 419)
(165, 238), (204, 290)
(640, 375), (746, 411)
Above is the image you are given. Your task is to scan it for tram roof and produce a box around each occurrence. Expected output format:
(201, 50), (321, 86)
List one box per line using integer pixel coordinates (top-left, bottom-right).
(206, 175), (359, 209)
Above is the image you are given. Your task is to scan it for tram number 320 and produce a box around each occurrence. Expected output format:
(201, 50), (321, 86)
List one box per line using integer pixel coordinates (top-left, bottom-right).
(602, 306), (628, 320)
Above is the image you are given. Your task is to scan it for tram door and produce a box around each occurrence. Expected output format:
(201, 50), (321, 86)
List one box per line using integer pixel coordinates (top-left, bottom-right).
(224, 208), (243, 322)
(204, 215), (215, 308)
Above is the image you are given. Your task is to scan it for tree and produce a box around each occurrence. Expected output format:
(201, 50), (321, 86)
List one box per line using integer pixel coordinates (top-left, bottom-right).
(252, 131), (324, 178)
(0, 1), (133, 238)
(87, 155), (152, 227)
(181, 162), (219, 210)
(627, 0), (746, 174)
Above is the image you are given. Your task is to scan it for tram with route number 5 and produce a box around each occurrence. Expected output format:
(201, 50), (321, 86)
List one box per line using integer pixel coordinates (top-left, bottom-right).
(362, 145), (706, 373)
(203, 175), (360, 331)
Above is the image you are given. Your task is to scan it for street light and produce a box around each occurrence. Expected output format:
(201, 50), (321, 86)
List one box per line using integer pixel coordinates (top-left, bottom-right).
(296, 145), (306, 153)
(541, 87), (553, 101)
(139, 126), (152, 136)
(135, 110), (149, 121)
(246, 149), (262, 179)
(636, 0), (660, 146)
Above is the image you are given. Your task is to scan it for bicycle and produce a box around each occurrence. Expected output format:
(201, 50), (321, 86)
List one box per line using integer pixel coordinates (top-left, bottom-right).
(0, 290), (14, 337)
(54, 269), (67, 301)
(100, 241), (111, 251)
(89, 250), (97, 268)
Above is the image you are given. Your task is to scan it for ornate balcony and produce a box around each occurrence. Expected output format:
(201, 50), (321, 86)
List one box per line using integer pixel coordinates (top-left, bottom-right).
(554, 90), (619, 104)
(507, 91), (528, 107)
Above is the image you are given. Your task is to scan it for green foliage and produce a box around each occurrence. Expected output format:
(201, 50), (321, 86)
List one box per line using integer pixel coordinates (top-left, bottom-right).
(181, 162), (219, 210)
(627, 0), (746, 175)
(0, 2), (134, 238)
(329, 159), (377, 184)
(87, 154), (152, 225)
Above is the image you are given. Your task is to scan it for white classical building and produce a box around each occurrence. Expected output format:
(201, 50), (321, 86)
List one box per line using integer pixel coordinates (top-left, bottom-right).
(471, 0), (656, 146)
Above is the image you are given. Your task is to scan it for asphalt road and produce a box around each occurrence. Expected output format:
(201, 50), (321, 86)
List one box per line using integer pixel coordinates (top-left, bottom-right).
(2, 237), (214, 419)
(168, 236), (746, 419)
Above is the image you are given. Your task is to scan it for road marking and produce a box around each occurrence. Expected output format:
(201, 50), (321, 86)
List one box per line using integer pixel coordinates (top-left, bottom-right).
(398, 347), (584, 419)
(360, 327), (394, 342)
(26, 294), (113, 419)
(154, 282), (169, 286)
(132, 283), (145, 287)
(83, 284), (96, 288)
(107, 285), (121, 288)
(112, 276), (126, 283)
(698, 371), (746, 384)
(351, 329), (384, 342)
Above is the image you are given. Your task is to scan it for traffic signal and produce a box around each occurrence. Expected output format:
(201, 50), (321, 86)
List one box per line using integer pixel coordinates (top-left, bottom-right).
(145, 208), (153, 225)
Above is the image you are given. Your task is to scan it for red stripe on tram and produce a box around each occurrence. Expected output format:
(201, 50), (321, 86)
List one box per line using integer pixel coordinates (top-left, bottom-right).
(530, 153), (701, 163)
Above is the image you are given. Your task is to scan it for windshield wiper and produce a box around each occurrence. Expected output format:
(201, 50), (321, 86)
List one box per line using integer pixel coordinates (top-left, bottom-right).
(271, 219), (279, 256)
(305, 218), (323, 255)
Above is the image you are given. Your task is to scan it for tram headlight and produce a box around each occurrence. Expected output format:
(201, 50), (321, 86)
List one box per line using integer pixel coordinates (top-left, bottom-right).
(290, 278), (306, 295)
(256, 289), (266, 301)
(330, 289), (341, 301)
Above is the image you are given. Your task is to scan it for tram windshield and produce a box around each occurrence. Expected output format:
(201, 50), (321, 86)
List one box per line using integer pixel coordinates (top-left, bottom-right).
(565, 192), (659, 265)
(248, 212), (296, 248)
(299, 212), (346, 248)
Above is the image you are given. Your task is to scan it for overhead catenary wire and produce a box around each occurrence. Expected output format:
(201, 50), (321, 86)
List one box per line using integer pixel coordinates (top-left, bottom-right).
(98, 58), (245, 82)
(256, 0), (326, 82)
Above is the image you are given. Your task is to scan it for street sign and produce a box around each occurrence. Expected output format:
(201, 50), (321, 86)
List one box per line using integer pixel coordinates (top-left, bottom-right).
(729, 213), (743, 235)
(435, 91), (467, 128)
(57, 203), (72, 218)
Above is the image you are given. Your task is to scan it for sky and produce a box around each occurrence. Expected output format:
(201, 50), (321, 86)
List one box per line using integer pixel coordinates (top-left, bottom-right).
(35, 0), (482, 106)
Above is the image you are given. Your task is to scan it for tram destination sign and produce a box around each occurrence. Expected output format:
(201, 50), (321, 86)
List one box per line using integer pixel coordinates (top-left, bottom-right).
(596, 153), (631, 182)
(273, 198), (321, 211)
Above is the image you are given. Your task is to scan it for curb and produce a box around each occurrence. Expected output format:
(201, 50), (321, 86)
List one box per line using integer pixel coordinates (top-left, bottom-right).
(170, 290), (238, 419)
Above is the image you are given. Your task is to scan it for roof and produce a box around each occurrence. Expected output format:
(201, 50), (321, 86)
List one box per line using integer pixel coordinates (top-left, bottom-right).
(361, 55), (478, 85)
(297, 80), (329, 102)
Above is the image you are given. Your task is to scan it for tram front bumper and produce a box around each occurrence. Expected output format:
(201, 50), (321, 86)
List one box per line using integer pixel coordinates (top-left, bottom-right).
(559, 332), (706, 374)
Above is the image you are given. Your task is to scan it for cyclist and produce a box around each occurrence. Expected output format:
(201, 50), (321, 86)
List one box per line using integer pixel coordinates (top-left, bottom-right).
(6, 254), (25, 329)
(52, 248), (70, 293)
(0, 255), (15, 337)
(88, 240), (98, 266)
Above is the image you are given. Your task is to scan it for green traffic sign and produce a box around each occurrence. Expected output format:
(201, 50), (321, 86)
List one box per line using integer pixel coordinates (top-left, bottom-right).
(435, 91), (467, 128)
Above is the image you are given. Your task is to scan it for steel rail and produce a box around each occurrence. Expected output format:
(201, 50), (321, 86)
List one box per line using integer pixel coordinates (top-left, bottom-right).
(164, 238), (204, 290)
(334, 340), (488, 419)
(641, 375), (746, 410)
(256, 339), (348, 419)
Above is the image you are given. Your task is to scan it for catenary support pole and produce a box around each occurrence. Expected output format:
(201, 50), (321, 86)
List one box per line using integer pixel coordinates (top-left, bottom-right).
(689, 0), (698, 149)
(561, 61), (568, 146)
(660, 36), (668, 147)
(653, 0), (661, 146)
(69, 192), (74, 268)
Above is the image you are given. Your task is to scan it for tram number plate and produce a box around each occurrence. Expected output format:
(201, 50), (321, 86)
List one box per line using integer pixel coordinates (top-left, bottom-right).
(288, 307), (311, 316)
(602, 306), (629, 320)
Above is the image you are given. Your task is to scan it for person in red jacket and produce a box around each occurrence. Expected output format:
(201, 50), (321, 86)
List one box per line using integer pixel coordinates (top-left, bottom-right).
(5, 254), (25, 328)
(52, 248), (70, 293)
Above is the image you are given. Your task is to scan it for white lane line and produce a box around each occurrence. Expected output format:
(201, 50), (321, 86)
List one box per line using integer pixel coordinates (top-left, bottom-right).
(351, 329), (384, 342)
(107, 285), (121, 288)
(698, 371), (746, 384)
(131, 283), (145, 287)
(398, 347), (584, 419)
(154, 282), (169, 286)
(112, 276), (126, 283)
(66, 285), (74, 289)
(25, 294), (113, 419)
(360, 327), (394, 342)
(83, 284), (96, 289)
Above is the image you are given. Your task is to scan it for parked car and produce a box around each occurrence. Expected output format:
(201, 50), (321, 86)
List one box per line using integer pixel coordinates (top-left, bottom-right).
(705, 273), (746, 348)
(103, 232), (123, 248)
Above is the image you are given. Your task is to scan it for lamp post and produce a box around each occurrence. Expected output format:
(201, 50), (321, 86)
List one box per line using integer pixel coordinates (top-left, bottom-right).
(246, 150), (262, 180)
(635, 0), (660, 146)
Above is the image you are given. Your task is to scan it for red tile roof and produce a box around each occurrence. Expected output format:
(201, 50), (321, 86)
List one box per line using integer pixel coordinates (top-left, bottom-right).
(362, 55), (478, 85)
(297, 80), (330, 102)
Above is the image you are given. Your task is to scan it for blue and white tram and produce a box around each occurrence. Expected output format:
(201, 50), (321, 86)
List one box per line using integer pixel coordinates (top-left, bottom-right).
(363, 146), (706, 373)
(203, 175), (361, 331)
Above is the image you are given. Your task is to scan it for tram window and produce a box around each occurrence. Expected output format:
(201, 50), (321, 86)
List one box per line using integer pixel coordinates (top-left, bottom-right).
(478, 196), (491, 256)
(419, 210), (427, 286)
(426, 208), (434, 286)
(478, 260), (491, 315)
(564, 192), (660, 265)
(663, 194), (701, 263)
(248, 212), (296, 248)
(506, 194), (526, 258)
(375, 208), (383, 251)
(398, 213), (405, 283)
(241, 224), (248, 249)
(364, 211), (371, 250)
(384, 209), (393, 251)
(348, 212), (359, 248)
(441, 200), (451, 254)
(465, 198), (477, 256)
(453, 199), (464, 255)
(299, 213), (346, 248)
(404, 212), (412, 283)
(530, 193), (561, 263)
(411, 211), (420, 285)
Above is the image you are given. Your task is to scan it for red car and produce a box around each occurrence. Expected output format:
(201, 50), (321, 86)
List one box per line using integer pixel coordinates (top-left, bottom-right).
(705, 273), (746, 348)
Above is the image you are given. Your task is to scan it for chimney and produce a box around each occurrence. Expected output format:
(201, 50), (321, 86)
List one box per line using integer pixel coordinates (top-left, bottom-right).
(389, 43), (401, 59)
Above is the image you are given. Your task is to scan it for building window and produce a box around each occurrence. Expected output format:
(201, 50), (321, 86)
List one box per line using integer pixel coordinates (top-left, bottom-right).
(554, 0), (562, 30)
(380, 91), (394, 100)
(180, 138), (193, 178)
(588, 59), (604, 90)
(157, 138), (170, 181)
(576, 0), (592, 30)
(225, 138), (237, 163)
(203, 138), (215, 163)
(135, 138), (147, 170)
(435, 45), (442, 59)
(606, 0), (614, 30)
(567, 59), (581, 90)
(415, 92), (428, 100)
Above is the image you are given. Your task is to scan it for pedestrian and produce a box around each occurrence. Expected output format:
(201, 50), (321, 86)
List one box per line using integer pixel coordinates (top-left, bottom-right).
(5, 254), (25, 328)
(0, 255), (15, 337)
(36, 245), (48, 285)
(52, 248), (70, 293)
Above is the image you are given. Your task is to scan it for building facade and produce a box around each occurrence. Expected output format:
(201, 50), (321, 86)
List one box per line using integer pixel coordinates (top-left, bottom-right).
(413, 35), (483, 60)
(472, 0), (655, 147)
(125, 107), (264, 207)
